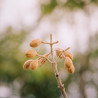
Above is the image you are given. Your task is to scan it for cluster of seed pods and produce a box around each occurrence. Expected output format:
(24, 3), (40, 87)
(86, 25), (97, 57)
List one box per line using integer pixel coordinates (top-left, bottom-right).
(23, 38), (75, 74)
(23, 39), (49, 70)
(56, 48), (75, 74)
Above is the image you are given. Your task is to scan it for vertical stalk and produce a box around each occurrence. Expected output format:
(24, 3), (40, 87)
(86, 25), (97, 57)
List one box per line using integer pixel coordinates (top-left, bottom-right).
(50, 34), (68, 98)
(50, 34), (53, 60)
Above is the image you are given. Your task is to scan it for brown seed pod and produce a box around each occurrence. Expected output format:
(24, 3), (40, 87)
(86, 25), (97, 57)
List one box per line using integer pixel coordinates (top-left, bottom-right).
(23, 60), (33, 69)
(64, 57), (73, 68)
(66, 65), (75, 74)
(56, 48), (63, 59)
(63, 50), (73, 60)
(30, 39), (41, 47)
(39, 54), (49, 67)
(64, 57), (75, 74)
(25, 49), (37, 58)
(29, 60), (38, 70)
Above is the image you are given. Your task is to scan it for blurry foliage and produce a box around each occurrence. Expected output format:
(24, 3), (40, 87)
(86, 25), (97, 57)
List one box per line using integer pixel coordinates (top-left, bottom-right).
(41, 0), (98, 15)
(0, 27), (27, 83)
(41, 0), (57, 14)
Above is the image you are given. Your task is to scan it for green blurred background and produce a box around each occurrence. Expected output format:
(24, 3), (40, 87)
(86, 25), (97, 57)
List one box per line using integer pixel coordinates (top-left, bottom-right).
(0, 0), (98, 98)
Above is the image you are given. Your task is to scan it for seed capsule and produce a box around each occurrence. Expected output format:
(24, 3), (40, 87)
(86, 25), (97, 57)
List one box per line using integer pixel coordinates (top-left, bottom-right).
(64, 50), (73, 60)
(64, 57), (75, 74)
(66, 65), (75, 74)
(56, 48), (63, 59)
(39, 54), (49, 67)
(25, 49), (37, 58)
(29, 60), (38, 70)
(64, 57), (73, 68)
(30, 39), (41, 47)
(23, 60), (33, 69)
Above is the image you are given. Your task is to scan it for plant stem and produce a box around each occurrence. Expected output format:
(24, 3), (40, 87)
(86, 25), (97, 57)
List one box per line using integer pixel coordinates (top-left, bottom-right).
(52, 62), (68, 98)
(49, 34), (68, 98)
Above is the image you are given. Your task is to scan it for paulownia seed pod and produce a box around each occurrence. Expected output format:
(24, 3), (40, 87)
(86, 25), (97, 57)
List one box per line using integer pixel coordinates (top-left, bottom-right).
(25, 49), (37, 58)
(64, 57), (73, 68)
(23, 60), (33, 69)
(66, 65), (75, 74)
(30, 39), (41, 47)
(56, 48), (63, 59)
(64, 57), (75, 74)
(39, 54), (49, 67)
(63, 50), (73, 60)
(29, 60), (38, 70)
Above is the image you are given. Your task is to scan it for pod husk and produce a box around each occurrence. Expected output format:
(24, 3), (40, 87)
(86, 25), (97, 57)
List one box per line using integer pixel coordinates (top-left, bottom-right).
(23, 60), (33, 69)
(30, 39), (41, 47)
(29, 60), (38, 70)
(25, 49), (37, 58)
(39, 54), (49, 67)
(56, 48), (63, 59)
(66, 65), (75, 74)
(64, 50), (73, 60)
(64, 57), (75, 74)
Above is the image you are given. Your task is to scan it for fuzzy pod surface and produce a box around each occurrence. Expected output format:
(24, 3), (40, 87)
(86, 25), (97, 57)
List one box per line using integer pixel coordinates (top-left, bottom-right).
(29, 60), (38, 70)
(25, 49), (37, 58)
(56, 48), (63, 59)
(23, 60), (33, 69)
(39, 54), (48, 67)
(64, 50), (73, 60)
(64, 57), (75, 74)
(66, 65), (75, 74)
(64, 57), (73, 68)
(30, 39), (41, 47)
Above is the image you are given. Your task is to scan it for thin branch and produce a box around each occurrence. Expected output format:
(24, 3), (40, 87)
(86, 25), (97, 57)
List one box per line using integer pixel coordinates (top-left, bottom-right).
(36, 54), (52, 63)
(41, 41), (50, 44)
(49, 34), (68, 98)
(52, 62), (68, 98)
(64, 47), (70, 51)
(41, 41), (59, 45)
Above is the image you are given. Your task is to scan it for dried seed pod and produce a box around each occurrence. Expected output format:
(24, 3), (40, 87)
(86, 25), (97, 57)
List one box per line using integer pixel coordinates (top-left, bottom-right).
(66, 65), (75, 74)
(39, 54), (49, 67)
(25, 49), (37, 58)
(56, 48), (63, 59)
(64, 50), (73, 60)
(64, 57), (73, 68)
(30, 39), (41, 47)
(29, 60), (38, 70)
(64, 57), (75, 74)
(23, 60), (33, 69)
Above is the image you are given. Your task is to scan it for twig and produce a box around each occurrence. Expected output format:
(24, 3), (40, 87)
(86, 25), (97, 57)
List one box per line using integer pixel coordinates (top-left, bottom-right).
(52, 62), (68, 98)
(41, 41), (59, 45)
(49, 34), (68, 98)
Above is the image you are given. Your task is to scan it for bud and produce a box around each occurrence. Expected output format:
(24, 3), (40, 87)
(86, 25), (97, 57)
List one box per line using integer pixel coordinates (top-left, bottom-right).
(30, 39), (41, 47)
(39, 54), (49, 67)
(25, 49), (37, 58)
(56, 48), (63, 59)
(29, 60), (38, 70)
(23, 60), (33, 69)
(64, 50), (73, 60)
